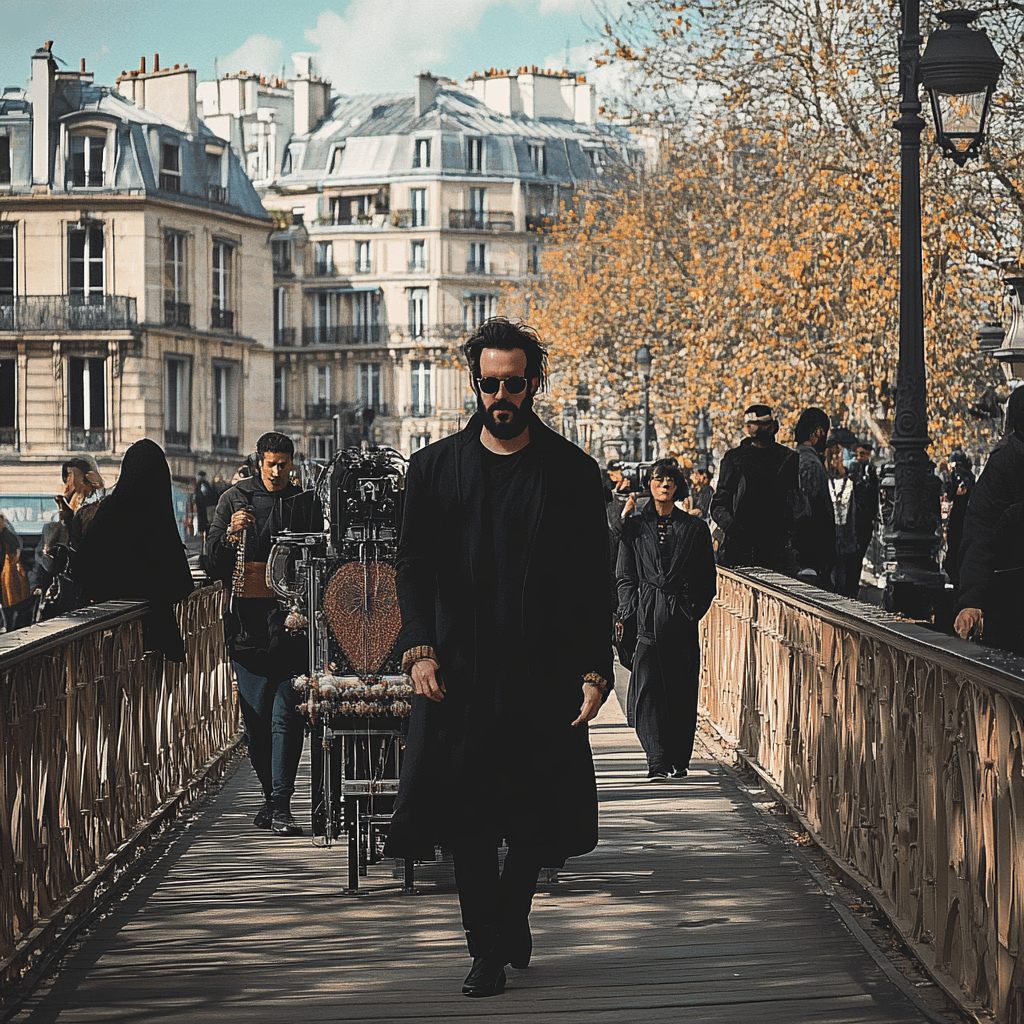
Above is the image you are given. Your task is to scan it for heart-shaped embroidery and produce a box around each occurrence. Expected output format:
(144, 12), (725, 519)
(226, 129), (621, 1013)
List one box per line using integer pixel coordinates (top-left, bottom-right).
(323, 561), (401, 675)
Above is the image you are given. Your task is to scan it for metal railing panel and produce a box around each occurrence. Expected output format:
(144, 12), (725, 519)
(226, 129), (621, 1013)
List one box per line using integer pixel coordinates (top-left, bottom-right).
(699, 567), (1024, 1021)
(0, 586), (236, 984)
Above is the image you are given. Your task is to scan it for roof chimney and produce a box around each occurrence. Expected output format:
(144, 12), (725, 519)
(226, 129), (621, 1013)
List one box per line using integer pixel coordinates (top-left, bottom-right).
(30, 43), (56, 185)
(80, 57), (86, 73)
(139, 55), (146, 73)
(415, 72), (439, 117)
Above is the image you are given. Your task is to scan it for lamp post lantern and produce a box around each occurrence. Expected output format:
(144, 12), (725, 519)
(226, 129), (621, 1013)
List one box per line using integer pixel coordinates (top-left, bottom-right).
(887, 3), (1002, 618)
(991, 273), (1024, 388)
(636, 345), (652, 462)
(695, 405), (712, 470)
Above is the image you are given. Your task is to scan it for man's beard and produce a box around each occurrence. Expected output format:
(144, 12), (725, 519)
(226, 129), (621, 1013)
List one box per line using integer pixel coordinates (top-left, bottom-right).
(749, 425), (774, 445)
(479, 393), (533, 440)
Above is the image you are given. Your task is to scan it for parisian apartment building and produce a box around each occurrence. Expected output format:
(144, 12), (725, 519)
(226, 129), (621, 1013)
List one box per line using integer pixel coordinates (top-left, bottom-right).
(197, 60), (638, 458)
(0, 43), (274, 503)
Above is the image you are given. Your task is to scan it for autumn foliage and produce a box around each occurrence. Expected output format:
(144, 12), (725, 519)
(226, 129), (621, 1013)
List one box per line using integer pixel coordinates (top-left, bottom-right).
(518, 0), (1023, 462)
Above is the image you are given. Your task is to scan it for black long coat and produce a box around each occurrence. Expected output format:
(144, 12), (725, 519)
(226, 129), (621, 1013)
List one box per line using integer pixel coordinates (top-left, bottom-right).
(383, 413), (613, 865)
(616, 505), (717, 731)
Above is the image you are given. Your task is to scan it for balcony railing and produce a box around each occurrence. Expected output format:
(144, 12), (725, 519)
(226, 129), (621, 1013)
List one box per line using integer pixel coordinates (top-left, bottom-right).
(207, 185), (227, 204)
(526, 213), (558, 232)
(466, 260), (489, 274)
(301, 325), (386, 346)
(272, 260), (293, 277)
(316, 213), (375, 227)
(274, 327), (296, 347)
(403, 404), (434, 417)
(0, 426), (17, 448)
(163, 429), (190, 450)
(212, 434), (239, 453)
(448, 210), (515, 231)
(312, 262), (337, 278)
(408, 260), (428, 273)
(392, 209), (428, 229)
(68, 170), (104, 188)
(159, 173), (181, 192)
(0, 295), (137, 332)
(67, 427), (110, 452)
(163, 300), (191, 328)
(305, 402), (345, 420)
(210, 307), (234, 331)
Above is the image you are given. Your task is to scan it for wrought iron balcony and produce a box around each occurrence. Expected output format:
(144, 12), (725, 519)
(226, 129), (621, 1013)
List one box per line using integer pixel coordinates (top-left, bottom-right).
(163, 429), (190, 450)
(392, 209), (428, 229)
(67, 427), (110, 452)
(301, 325), (386, 346)
(305, 401), (345, 420)
(526, 213), (558, 232)
(68, 170), (104, 188)
(212, 433), (239, 453)
(274, 327), (296, 347)
(448, 210), (515, 231)
(403, 403), (434, 417)
(210, 307), (234, 331)
(0, 295), (137, 332)
(207, 185), (227, 204)
(466, 260), (489, 274)
(159, 173), (181, 192)
(272, 259), (293, 277)
(163, 300), (191, 328)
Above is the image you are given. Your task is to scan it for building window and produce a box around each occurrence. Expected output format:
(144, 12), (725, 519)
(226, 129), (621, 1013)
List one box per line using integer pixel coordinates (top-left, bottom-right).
(328, 144), (345, 174)
(0, 358), (15, 446)
(413, 138), (431, 169)
(410, 433), (430, 452)
(160, 141), (181, 191)
(313, 292), (338, 344)
(410, 188), (427, 227)
(587, 147), (606, 173)
(352, 290), (377, 343)
(206, 150), (226, 203)
(528, 143), (546, 175)
(68, 224), (104, 302)
(409, 240), (426, 272)
(468, 137), (485, 172)
(69, 134), (104, 188)
(274, 364), (287, 416)
(0, 137), (11, 186)
(408, 288), (428, 338)
(164, 355), (191, 449)
(310, 435), (334, 461)
(356, 362), (381, 411)
(355, 240), (371, 274)
(272, 239), (292, 275)
(163, 231), (189, 327)
(212, 360), (239, 450)
(274, 286), (292, 344)
(314, 241), (334, 276)
(211, 241), (234, 330)
(468, 241), (487, 274)
(411, 360), (431, 415)
(68, 356), (106, 443)
(312, 364), (331, 404)
(465, 293), (497, 330)
(469, 187), (486, 228)
(330, 194), (371, 225)
(0, 225), (14, 304)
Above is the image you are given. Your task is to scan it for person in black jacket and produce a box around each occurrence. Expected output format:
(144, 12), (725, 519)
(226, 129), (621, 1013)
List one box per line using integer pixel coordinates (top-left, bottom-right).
(383, 318), (613, 997)
(955, 388), (1024, 647)
(792, 408), (836, 589)
(616, 459), (717, 781)
(711, 404), (799, 572)
(207, 432), (307, 837)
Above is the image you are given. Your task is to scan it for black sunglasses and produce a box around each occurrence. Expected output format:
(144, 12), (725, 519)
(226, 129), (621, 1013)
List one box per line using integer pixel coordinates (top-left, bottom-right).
(476, 375), (529, 395)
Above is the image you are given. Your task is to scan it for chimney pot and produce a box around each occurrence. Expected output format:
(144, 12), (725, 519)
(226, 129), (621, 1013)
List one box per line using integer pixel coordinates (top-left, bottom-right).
(139, 56), (146, 73)
(80, 57), (86, 73)
(154, 53), (159, 72)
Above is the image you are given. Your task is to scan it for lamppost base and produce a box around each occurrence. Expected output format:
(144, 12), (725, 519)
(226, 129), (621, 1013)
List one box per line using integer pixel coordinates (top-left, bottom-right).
(883, 570), (951, 626)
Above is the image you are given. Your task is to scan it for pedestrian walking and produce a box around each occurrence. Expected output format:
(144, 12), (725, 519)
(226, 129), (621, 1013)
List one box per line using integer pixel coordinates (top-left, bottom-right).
(0, 515), (32, 631)
(711, 404), (799, 573)
(616, 459), (717, 781)
(207, 432), (309, 837)
(848, 441), (879, 585)
(192, 470), (215, 544)
(955, 387), (1024, 646)
(827, 444), (861, 597)
(383, 318), (612, 998)
(71, 439), (194, 660)
(943, 450), (975, 587)
(792, 408), (836, 589)
(683, 464), (715, 521)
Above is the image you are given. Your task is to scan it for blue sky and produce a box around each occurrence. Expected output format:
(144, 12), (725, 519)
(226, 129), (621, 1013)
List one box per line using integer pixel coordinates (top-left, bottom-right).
(1, 0), (626, 97)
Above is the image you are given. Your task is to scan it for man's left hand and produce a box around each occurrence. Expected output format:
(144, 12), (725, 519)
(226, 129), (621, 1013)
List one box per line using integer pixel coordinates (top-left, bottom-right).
(572, 685), (603, 726)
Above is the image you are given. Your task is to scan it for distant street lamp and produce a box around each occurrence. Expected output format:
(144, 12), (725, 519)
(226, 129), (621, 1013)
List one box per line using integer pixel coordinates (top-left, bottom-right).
(636, 345), (652, 462)
(695, 406), (712, 470)
(991, 272), (1024, 387)
(887, 3), (1003, 618)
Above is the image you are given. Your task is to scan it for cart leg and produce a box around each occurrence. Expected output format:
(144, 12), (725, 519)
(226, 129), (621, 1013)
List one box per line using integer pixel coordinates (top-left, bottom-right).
(346, 794), (359, 892)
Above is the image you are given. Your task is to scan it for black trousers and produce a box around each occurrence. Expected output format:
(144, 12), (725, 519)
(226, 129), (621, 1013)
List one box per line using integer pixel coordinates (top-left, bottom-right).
(451, 841), (542, 957)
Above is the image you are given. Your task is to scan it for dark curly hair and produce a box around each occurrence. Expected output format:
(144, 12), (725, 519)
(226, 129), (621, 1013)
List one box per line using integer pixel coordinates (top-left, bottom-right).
(256, 431), (295, 457)
(462, 317), (548, 392)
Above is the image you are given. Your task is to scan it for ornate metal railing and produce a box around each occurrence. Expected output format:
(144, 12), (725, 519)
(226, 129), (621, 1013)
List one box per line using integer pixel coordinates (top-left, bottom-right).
(0, 585), (237, 986)
(0, 295), (137, 332)
(699, 567), (1024, 1022)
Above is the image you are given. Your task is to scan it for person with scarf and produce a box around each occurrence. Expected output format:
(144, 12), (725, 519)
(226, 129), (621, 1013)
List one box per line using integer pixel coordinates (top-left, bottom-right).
(826, 444), (861, 597)
(71, 439), (194, 660)
(616, 459), (718, 781)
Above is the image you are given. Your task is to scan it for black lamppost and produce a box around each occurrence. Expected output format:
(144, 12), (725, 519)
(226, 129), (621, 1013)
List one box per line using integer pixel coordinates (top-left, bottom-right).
(887, 4), (1002, 618)
(695, 405), (712, 470)
(636, 345), (652, 461)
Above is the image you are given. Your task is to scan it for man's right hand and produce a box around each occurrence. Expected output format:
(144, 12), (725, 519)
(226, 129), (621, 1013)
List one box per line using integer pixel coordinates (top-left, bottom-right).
(229, 509), (256, 533)
(410, 659), (445, 702)
(955, 607), (984, 640)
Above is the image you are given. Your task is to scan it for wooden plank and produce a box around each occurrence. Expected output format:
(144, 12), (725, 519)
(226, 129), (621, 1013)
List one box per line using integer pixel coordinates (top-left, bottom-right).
(7, 679), (942, 1023)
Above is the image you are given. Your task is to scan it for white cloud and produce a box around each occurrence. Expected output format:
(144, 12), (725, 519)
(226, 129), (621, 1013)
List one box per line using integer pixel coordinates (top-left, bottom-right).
(543, 40), (633, 107)
(303, 1), (499, 94)
(538, 0), (621, 15)
(217, 34), (285, 79)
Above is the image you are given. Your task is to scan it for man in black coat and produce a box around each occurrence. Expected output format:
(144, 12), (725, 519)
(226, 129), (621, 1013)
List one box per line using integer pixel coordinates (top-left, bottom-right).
(792, 407), (836, 589)
(955, 388), (1024, 647)
(207, 432), (308, 837)
(384, 319), (613, 998)
(711, 404), (799, 573)
(848, 441), (880, 583)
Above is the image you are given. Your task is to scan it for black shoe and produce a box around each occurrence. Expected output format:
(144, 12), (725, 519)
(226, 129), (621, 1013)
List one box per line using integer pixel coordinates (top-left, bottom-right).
(504, 920), (532, 969)
(671, 768), (689, 779)
(646, 769), (670, 782)
(253, 802), (273, 829)
(270, 808), (304, 836)
(462, 957), (507, 997)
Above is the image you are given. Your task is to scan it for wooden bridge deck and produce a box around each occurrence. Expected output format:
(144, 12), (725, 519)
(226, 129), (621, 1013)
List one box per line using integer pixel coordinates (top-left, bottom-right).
(10, 683), (946, 1024)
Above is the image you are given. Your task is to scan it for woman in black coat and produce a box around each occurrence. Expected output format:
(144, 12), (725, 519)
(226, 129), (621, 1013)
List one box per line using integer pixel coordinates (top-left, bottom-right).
(617, 459), (718, 780)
